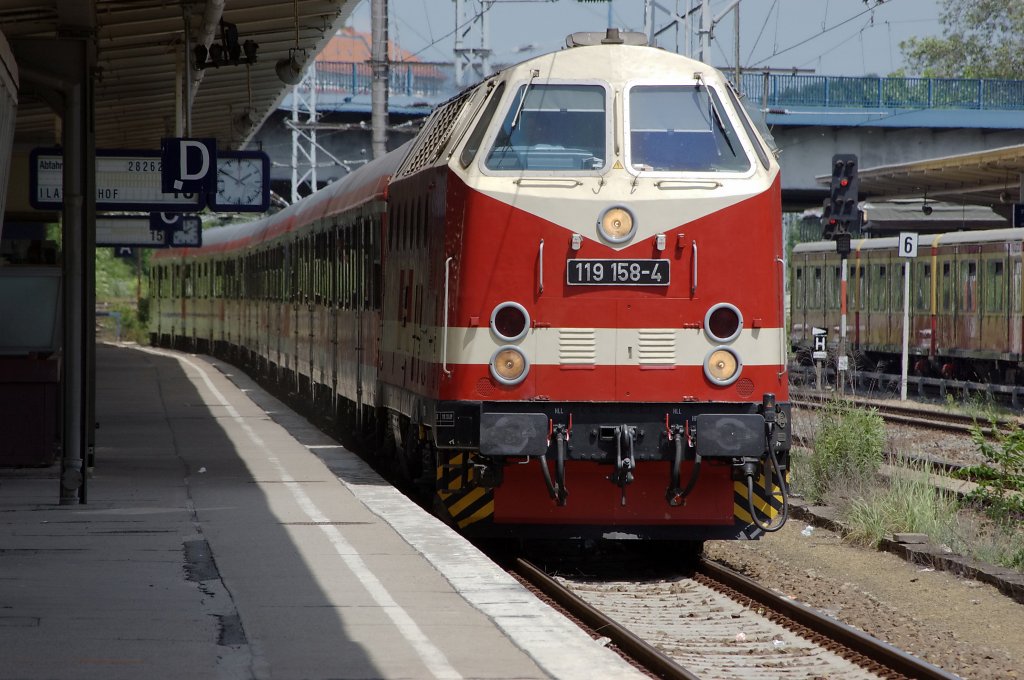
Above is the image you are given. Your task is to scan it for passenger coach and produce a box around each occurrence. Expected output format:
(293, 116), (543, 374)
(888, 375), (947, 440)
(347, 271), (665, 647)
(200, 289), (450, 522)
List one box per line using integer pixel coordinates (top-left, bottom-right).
(792, 228), (1024, 385)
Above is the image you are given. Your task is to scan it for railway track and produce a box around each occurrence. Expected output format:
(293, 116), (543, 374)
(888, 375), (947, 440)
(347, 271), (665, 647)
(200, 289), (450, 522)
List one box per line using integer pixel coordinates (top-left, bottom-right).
(790, 393), (1011, 436)
(512, 556), (959, 680)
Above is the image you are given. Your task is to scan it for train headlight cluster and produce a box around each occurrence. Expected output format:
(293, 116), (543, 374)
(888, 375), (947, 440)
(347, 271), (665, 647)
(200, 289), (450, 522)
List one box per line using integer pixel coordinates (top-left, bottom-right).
(490, 301), (530, 342)
(489, 302), (530, 386)
(704, 303), (743, 343)
(490, 346), (529, 385)
(597, 206), (636, 243)
(704, 347), (741, 385)
(703, 302), (743, 386)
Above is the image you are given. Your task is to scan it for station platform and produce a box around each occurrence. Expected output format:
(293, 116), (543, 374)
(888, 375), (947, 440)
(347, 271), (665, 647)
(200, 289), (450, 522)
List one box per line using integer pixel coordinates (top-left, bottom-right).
(0, 344), (645, 680)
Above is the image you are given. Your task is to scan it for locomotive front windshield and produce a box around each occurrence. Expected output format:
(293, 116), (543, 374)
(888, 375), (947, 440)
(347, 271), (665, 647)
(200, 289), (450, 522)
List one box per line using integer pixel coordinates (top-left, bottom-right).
(627, 85), (751, 173)
(485, 84), (607, 171)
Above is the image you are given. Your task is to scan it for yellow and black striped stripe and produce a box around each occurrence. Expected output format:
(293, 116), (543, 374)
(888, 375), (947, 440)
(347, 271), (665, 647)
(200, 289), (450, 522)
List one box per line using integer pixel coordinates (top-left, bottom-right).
(733, 470), (789, 533)
(436, 451), (494, 530)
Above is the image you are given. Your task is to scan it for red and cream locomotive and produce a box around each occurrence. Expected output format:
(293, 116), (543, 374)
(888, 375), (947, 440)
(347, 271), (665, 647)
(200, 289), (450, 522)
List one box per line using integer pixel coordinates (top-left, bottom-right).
(150, 30), (791, 544)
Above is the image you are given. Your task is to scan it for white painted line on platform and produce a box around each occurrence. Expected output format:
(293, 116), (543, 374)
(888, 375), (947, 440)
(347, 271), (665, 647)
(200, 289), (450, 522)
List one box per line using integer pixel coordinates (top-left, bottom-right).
(140, 347), (463, 680)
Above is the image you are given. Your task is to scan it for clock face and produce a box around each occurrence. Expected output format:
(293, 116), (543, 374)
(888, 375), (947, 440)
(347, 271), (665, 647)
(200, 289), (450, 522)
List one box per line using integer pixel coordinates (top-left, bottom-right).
(170, 215), (202, 247)
(211, 153), (269, 212)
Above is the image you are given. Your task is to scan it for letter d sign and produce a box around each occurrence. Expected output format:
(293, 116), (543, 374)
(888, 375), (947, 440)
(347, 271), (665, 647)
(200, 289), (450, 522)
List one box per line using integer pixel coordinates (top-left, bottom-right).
(161, 137), (215, 194)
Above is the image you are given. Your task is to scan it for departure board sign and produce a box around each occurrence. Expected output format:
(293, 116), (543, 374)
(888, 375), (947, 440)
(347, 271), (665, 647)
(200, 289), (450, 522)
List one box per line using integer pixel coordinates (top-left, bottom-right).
(30, 148), (205, 211)
(95, 216), (170, 248)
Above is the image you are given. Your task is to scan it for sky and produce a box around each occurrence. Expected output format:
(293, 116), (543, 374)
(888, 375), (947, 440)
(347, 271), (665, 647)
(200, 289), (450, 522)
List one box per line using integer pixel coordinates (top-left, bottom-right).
(347, 0), (945, 78)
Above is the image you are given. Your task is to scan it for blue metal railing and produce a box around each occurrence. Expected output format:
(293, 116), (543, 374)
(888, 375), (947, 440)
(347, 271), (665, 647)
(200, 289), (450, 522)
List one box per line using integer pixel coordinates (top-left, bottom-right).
(741, 72), (1024, 111)
(312, 61), (1024, 112)
(315, 61), (456, 98)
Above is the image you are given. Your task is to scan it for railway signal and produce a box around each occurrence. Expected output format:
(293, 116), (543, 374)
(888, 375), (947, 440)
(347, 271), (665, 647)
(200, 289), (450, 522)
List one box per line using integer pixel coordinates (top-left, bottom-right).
(821, 153), (859, 249)
(821, 153), (860, 390)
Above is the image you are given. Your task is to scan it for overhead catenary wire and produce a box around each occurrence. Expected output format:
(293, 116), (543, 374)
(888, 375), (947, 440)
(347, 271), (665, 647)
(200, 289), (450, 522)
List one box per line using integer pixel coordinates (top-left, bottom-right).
(748, 0), (892, 69)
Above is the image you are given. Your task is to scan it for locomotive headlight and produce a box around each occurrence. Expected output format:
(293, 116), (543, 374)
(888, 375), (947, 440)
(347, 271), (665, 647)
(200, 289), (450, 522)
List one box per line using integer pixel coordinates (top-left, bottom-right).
(704, 347), (741, 386)
(704, 303), (743, 343)
(490, 346), (529, 385)
(490, 301), (530, 342)
(597, 206), (636, 243)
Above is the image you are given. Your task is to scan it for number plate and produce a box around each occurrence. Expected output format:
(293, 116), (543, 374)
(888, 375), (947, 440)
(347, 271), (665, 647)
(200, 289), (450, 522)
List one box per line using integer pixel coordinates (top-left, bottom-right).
(567, 259), (670, 286)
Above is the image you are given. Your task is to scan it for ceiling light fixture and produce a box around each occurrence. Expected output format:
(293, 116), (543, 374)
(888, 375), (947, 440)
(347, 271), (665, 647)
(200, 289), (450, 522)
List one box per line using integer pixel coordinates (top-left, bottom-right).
(276, 0), (308, 85)
(194, 19), (257, 70)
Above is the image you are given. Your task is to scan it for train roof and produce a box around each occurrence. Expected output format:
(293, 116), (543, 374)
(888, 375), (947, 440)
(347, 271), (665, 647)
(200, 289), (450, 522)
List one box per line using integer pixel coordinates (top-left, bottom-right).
(792, 227), (1024, 255)
(508, 40), (735, 89)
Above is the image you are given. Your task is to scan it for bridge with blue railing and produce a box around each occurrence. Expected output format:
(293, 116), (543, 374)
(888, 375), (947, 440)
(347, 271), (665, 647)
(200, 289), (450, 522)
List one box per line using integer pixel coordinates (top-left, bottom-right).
(304, 61), (1024, 118)
(742, 72), (1024, 113)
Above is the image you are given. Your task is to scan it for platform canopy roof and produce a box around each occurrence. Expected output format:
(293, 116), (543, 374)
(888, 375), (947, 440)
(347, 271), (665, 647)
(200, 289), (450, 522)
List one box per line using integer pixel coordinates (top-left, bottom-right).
(820, 144), (1024, 209)
(0, 0), (359, 149)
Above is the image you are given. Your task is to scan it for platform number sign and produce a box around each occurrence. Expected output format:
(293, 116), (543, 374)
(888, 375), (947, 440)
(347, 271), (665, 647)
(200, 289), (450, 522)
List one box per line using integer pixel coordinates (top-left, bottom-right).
(161, 137), (215, 194)
(899, 232), (918, 258)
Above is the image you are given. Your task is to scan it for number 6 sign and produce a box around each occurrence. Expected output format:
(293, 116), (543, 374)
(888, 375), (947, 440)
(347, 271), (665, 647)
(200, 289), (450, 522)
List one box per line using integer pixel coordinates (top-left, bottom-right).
(899, 232), (918, 258)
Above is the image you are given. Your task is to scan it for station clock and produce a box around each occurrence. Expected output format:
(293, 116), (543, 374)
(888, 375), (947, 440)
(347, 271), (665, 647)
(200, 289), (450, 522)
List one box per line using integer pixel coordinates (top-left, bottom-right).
(209, 150), (270, 212)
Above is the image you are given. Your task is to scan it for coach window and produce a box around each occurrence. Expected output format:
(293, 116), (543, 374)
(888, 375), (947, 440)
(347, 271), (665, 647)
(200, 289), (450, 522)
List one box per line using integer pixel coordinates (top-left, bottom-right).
(810, 266), (822, 308)
(853, 265), (866, 312)
(1014, 261), (1023, 314)
(826, 265), (840, 310)
(327, 231), (335, 306)
(961, 260), (977, 313)
(291, 245), (298, 301)
(870, 264), (887, 312)
(364, 219), (373, 308)
(279, 246), (286, 301)
(340, 226), (349, 309)
(485, 83), (607, 172)
(372, 223), (383, 310)
(914, 263), (931, 312)
(627, 85), (751, 173)
(793, 267), (804, 310)
(313, 234), (322, 304)
(985, 260), (1005, 313)
(322, 231), (330, 304)
(892, 263), (904, 310)
(940, 261), (953, 313)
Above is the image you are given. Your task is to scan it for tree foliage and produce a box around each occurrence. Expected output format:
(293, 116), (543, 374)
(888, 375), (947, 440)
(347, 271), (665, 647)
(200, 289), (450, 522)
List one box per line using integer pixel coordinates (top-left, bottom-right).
(900, 0), (1024, 79)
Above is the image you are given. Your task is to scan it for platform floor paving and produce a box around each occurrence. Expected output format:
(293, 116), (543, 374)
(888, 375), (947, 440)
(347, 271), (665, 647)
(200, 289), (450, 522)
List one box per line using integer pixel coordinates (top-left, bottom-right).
(0, 343), (645, 680)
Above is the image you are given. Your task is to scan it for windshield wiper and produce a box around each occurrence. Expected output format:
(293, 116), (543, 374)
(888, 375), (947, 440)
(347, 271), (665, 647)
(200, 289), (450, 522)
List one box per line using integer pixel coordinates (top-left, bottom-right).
(511, 69), (540, 130)
(698, 75), (736, 157)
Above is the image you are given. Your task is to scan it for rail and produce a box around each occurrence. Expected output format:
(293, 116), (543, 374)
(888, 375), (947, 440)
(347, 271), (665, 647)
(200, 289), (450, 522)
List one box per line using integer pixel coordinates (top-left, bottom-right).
(513, 555), (957, 679)
(512, 558), (700, 680)
(697, 558), (960, 680)
(790, 364), (1024, 407)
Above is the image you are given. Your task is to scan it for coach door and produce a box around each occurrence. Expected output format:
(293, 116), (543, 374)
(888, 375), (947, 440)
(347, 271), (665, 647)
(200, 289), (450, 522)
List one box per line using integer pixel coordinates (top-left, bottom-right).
(1011, 246), (1023, 358)
(354, 221), (366, 430)
(980, 247), (1010, 359)
(959, 253), (980, 354)
(328, 226), (339, 404)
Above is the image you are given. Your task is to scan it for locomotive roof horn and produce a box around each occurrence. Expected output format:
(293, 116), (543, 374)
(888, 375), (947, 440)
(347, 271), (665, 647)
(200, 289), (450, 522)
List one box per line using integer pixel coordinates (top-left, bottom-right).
(566, 29), (648, 48)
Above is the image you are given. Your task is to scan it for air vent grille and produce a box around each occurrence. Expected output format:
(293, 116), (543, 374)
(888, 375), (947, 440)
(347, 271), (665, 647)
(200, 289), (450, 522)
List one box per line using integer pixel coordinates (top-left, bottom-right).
(398, 89), (474, 177)
(637, 329), (676, 365)
(559, 328), (596, 365)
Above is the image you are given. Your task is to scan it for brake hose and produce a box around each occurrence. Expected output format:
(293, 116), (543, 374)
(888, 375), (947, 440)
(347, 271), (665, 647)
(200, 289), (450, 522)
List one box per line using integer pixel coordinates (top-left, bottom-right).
(746, 443), (789, 533)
